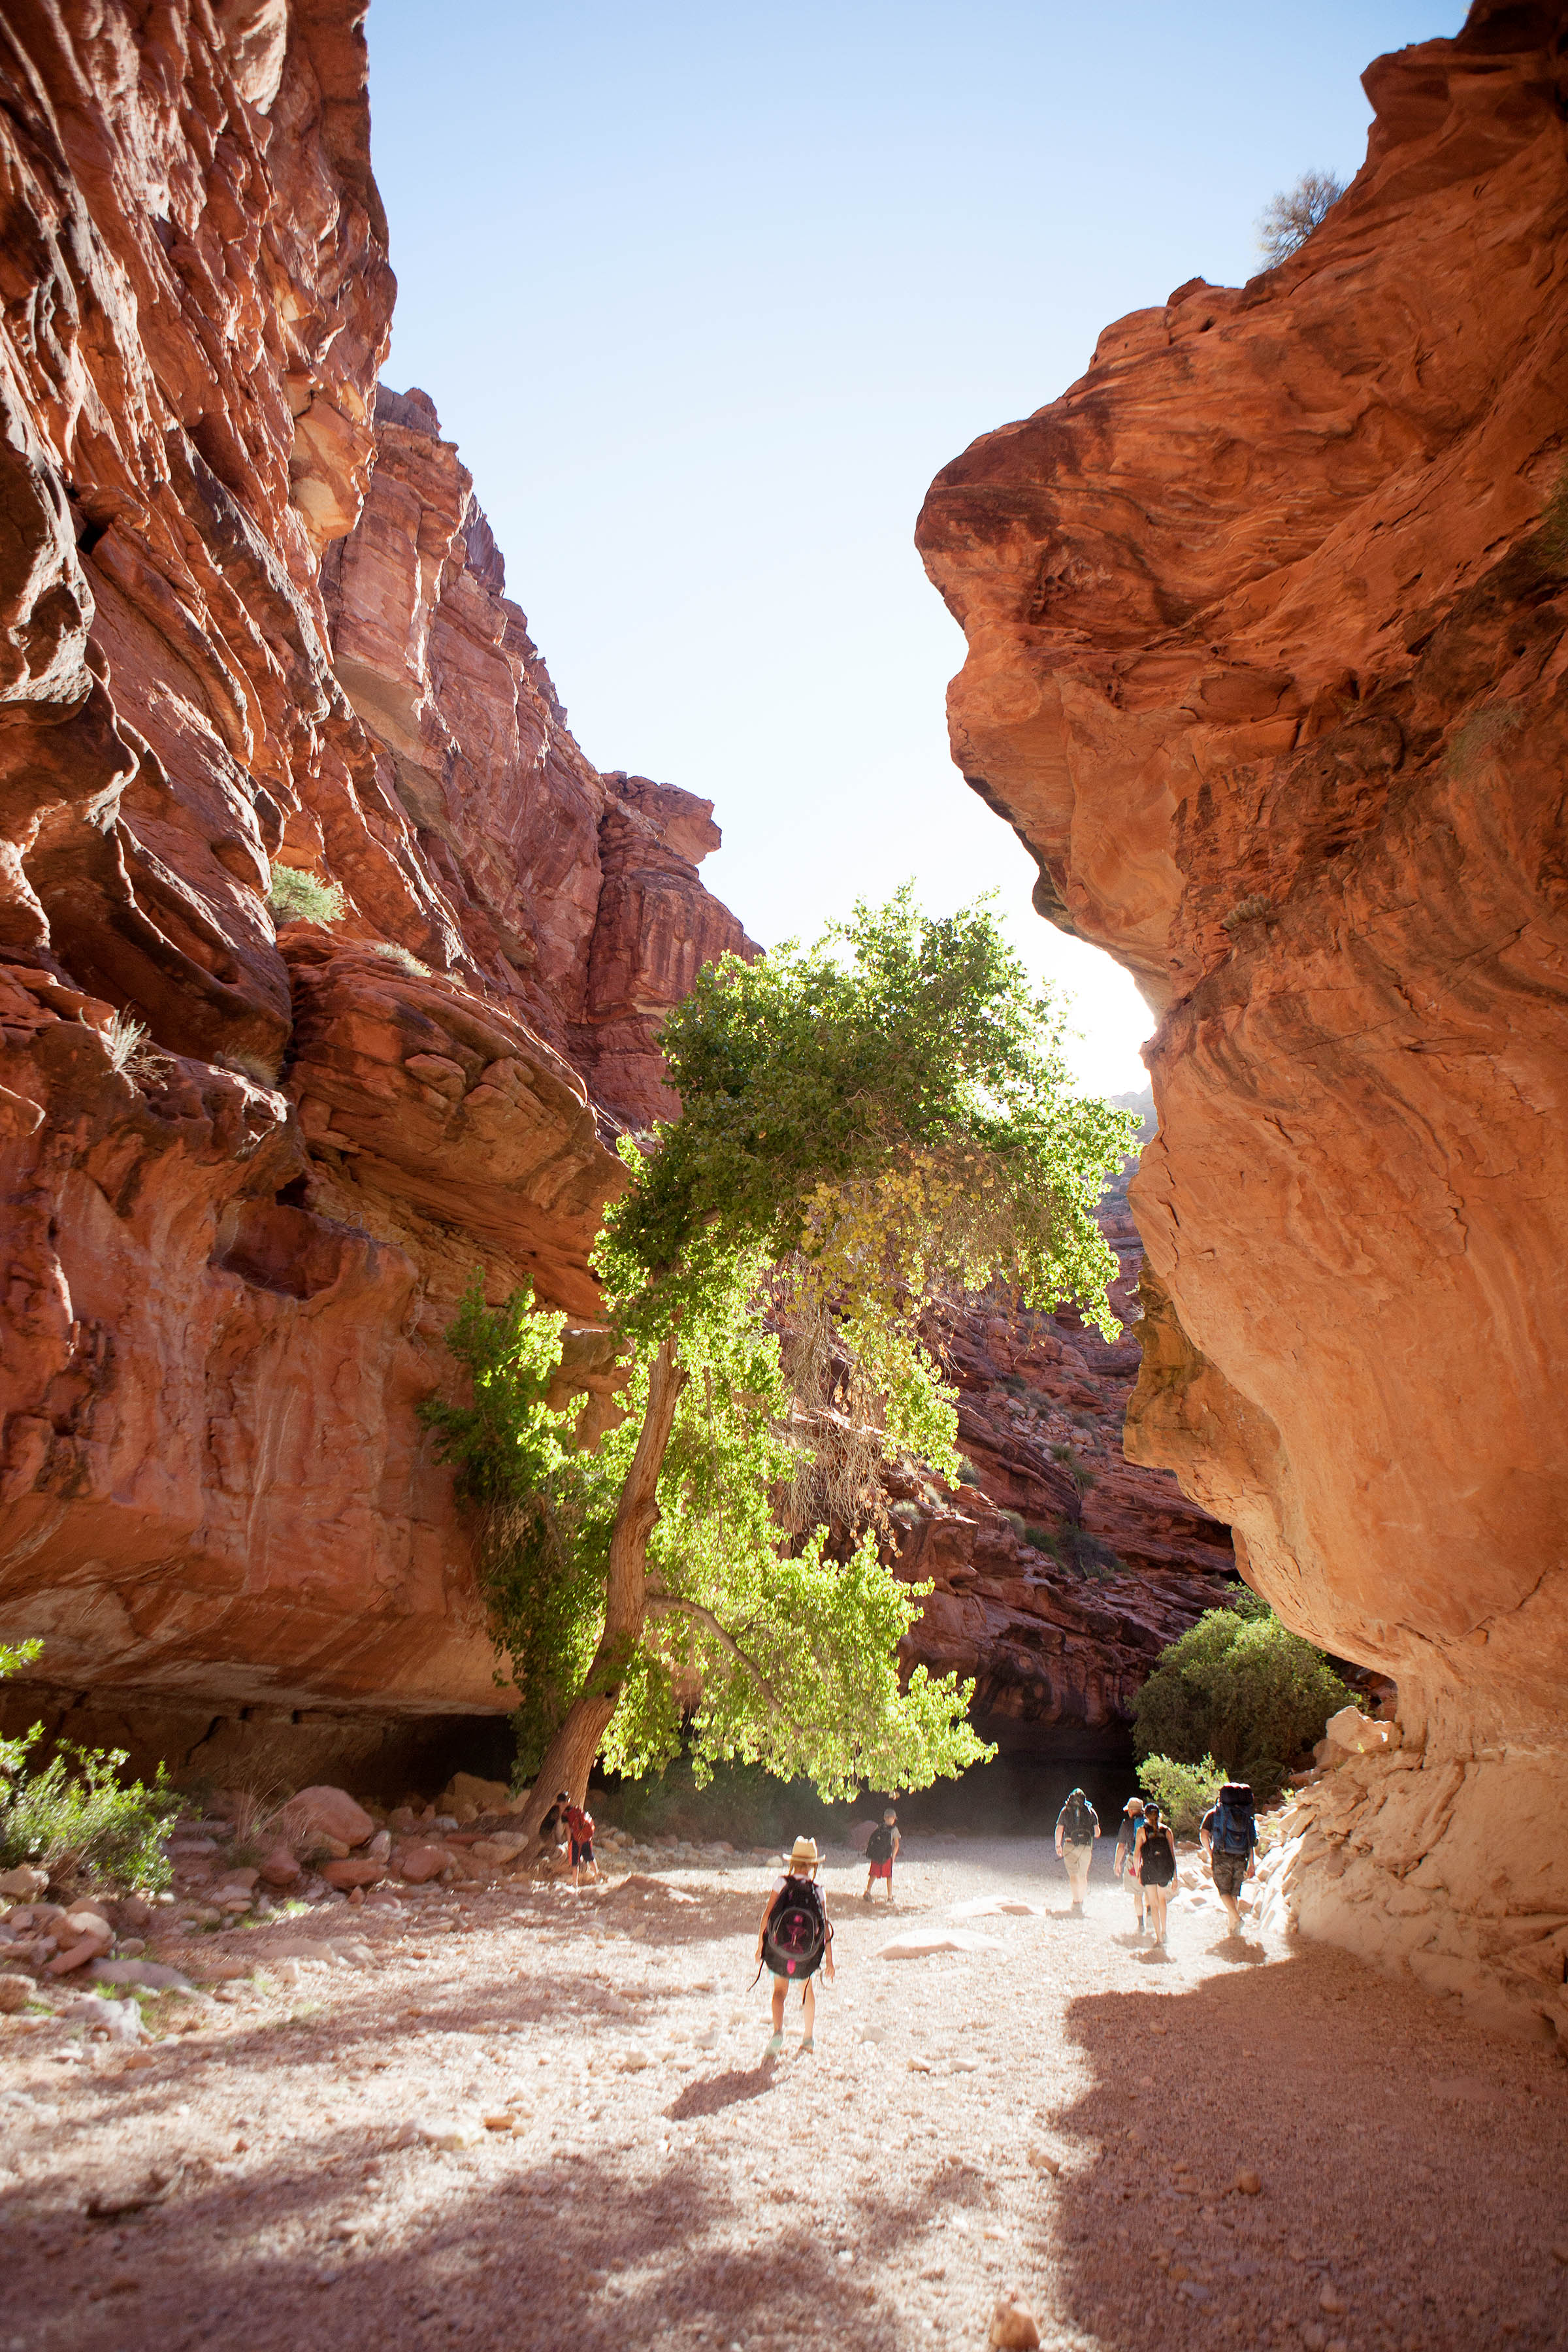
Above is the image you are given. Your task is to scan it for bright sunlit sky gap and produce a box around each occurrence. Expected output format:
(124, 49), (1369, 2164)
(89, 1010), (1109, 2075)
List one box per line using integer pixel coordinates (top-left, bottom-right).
(367, 1), (1462, 1096)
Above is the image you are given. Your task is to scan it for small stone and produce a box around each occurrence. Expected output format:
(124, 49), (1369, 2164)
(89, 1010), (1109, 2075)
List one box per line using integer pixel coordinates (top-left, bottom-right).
(1319, 2286), (1348, 2315)
(45, 1934), (108, 1977)
(259, 1846), (301, 1889)
(482, 2112), (517, 2132)
(619, 2048), (651, 2071)
(286, 1786), (376, 1849)
(321, 1858), (385, 1891)
(1300, 2327), (1328, 2352)
(1026, 2146), (1061, 2174)
(1551, 2246), (1568, 2267)
(0, 1972), (33, 2012)
(395, 1843), (451, 1886)
(1235, 2168), (1263, 2195)
(988, 2290), (1041, 2351)
(0, 1867), (48, 1899)
(413, 2115), (483, 2149)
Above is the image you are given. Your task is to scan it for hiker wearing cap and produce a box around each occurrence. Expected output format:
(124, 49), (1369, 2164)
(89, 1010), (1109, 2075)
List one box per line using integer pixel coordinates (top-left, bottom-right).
(537, 1789), (570, 1874)
(755, 1836), (835, 2058)
(862, 1807), (900, 1904)
(1200, 1780), (1258, 1935)
(1134, 1802), (1177, 1946)
(1054, 1786), (1100, 1911)
(1113, 1797), (1147, 1936)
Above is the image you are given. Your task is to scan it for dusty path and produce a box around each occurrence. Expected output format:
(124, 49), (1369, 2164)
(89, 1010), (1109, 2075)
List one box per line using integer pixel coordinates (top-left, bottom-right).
(3, 1835), (1565, 2352)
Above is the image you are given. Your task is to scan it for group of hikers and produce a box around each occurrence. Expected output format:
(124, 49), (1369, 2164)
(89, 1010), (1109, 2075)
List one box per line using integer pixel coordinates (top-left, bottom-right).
(749, 1779), (1260, 2054)
(1055, 1779), (1260, 1942)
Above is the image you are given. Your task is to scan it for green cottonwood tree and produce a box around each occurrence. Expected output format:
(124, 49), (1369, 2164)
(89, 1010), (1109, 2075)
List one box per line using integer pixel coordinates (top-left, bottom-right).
(424, 893), (1139, 1829)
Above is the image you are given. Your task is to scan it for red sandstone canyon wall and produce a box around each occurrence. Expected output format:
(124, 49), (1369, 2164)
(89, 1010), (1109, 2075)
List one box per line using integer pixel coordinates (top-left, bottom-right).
(0, 1), (749, 1754)
(918, 1), (1568, 2034)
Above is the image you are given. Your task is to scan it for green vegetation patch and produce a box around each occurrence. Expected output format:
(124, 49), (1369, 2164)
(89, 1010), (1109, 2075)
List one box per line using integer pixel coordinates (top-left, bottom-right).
(1131, 1590), (1358, 1805)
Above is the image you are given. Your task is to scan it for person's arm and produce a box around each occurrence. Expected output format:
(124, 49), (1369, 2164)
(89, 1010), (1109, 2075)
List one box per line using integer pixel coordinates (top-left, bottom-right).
(1198, 1808), (1214, 1861)
(755, 1887), (779, 1960)
(1054, 1813), (1064, 1856)
(891, 1830), (901, 1859)
(823, 1901), (835, 1980)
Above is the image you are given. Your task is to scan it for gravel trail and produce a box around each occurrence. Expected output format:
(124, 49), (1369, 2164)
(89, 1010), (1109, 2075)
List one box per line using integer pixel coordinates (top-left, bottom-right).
(3, 1835), (1565, 2351)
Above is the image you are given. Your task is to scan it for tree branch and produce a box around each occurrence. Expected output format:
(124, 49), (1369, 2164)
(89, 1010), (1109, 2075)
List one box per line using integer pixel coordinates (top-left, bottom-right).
(643, 1589), (791, 1718)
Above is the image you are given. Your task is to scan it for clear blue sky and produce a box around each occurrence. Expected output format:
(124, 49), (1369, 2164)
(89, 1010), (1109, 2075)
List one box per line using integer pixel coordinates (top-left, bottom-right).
(366, 1), (1461, 1094)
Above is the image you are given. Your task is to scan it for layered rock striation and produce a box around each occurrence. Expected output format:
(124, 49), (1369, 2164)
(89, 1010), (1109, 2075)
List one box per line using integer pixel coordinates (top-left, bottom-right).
(0, 1), (748, 1762)
(918, 1), (1568, 2030)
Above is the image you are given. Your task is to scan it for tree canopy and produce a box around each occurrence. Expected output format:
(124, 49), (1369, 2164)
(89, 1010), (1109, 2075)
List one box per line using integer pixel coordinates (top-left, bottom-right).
(1131, 1588), (1359, 1803)
(425, 892), (1139, 1820)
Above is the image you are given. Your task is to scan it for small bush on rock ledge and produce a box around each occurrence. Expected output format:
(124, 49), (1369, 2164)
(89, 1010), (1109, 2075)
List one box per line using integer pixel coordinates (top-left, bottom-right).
(267, 864), (345, 926)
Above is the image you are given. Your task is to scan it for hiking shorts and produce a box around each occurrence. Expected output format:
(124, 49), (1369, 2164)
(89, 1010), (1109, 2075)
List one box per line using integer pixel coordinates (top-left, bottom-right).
(1062, 1840), (1093, 1897)
(868, 1859), (892, 1880)
(571, 1838), (595, 1867)
(1211, 1850), (1247, 1897)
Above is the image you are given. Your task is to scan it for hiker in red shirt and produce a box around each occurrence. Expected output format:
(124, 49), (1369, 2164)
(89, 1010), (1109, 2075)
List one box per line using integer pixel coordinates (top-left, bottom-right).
(561, 1796), (598, 1887)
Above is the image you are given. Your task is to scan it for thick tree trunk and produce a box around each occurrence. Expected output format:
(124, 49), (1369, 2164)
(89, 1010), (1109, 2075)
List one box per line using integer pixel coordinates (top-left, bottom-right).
(517, 1337), (687, 1837)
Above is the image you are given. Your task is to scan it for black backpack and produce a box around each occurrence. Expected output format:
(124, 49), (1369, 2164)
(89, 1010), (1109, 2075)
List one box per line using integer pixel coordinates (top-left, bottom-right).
(1139, 1824), (1175, 1887)
(866, 1823), (895, 1863)
(1062, 1791), (1094, 1842)
(762, 1877), (827, 1978)
(1212, 1784), (1256, 1855)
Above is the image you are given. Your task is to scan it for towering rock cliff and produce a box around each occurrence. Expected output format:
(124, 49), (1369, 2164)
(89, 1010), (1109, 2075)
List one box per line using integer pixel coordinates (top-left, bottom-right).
(918, 1), (1568, 2034)
(0, 1), (749, 1778)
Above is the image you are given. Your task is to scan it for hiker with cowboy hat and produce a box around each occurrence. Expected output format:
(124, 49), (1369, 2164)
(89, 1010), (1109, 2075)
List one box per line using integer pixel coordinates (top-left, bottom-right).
(755, 1835), (835, 2059)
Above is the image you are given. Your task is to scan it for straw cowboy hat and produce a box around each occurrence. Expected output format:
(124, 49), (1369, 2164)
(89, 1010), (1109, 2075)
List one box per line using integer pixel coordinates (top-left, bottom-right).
(783, 1837), (819, 1873)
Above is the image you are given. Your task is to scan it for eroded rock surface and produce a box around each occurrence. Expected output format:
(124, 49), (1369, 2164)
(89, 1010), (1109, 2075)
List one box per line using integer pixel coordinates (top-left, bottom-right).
(917, 0), (1568, 2027)
(0, 2), (747, 1739)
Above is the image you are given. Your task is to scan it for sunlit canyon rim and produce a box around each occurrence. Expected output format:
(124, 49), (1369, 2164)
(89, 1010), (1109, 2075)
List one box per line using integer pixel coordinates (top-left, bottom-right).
(917, 0), (1568, 2036)
(0, 1), (1232, 1792)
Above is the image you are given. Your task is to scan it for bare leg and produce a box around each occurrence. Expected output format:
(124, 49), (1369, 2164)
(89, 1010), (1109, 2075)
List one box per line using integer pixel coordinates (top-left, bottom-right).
(800, 1978), (816, 2048)
(1150, 1886), (1168, 1944)
(1219, 1887), (1241, 1935)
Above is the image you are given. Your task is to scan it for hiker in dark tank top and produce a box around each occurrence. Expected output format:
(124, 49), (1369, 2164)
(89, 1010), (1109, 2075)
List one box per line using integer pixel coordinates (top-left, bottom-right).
(1054, 1786), (1100, 1912)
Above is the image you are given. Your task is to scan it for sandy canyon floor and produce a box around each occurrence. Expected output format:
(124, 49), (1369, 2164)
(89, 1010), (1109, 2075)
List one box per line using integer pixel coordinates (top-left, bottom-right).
(3, 1836), (1565, 2352)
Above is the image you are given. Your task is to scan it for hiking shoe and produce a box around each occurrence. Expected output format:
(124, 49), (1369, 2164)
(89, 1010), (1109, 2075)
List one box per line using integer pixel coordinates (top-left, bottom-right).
(799, 2036), (814, 2055)
(764, 2032), (784, 2058)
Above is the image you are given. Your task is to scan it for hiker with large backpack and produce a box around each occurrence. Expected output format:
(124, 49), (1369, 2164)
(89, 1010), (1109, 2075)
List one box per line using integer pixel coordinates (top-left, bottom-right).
(862, 1808), (900, 1904)
(1053, 1786), (1101, 1912)
(1133, 1802), (1177, 1946)
(1113, 1796), (1148, 1937)
(1200, 1781), (1258, 1934)
(755, 1835), (835, 2058)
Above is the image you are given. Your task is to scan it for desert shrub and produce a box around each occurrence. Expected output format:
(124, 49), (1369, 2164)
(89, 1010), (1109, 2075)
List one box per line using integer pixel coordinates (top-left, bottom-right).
(1131, 1589), (1357, 1804)
(268, 866), (345, 926)
(1257, 169), (1345, 264)
(103, 1009), (170, 1083)
(0, 1640), (180, 1891)
(1070, 1529), (1120, 1580)
(1024, 1524), (1062, 1560)
(1137, 1752), (1224, 1837)
(372, 941), (431, 977)
(1221, 894), (1272, 934)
